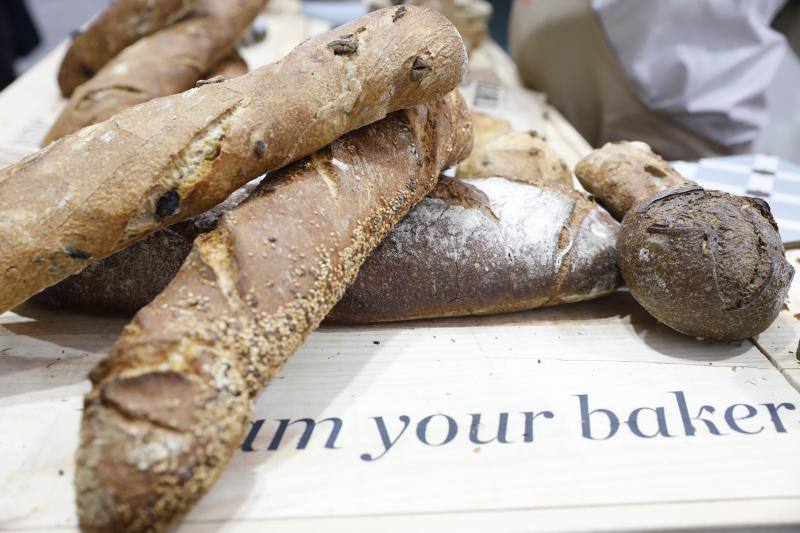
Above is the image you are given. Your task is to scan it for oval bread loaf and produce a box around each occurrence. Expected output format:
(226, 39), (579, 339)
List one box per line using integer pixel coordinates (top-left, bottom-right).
(329, 175), (619, 322)
(0, 5), (468, 314)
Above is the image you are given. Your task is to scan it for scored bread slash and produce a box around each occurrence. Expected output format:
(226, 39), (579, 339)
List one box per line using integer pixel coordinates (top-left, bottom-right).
(0, 5), (468, 315)
(76, 90), (473, 532)
(58, 0), (199, 97)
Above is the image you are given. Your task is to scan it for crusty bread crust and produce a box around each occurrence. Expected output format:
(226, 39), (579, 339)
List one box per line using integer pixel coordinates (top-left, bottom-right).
(328, 175), (620, 322)
(58, 0), (198, 97)
(0, 6), (468, 314)
(76, 90), (472, 532)
(575, 141), (688, 220)
(45, 0), (264, 144)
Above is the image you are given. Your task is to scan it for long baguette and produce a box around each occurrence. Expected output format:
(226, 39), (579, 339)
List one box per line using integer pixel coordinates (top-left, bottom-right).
(0, 5), (467, 314)
(45, 0), (264, 144)
(76, 90), (472, 532)
(58, 0), (198, 97)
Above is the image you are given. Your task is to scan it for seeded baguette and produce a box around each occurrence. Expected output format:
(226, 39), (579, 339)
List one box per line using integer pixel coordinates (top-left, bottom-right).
(58, 0), (198, 97)
(76, 90), (472, 532)
(0, 5), (467, 314)
(44, 0), (264, 145)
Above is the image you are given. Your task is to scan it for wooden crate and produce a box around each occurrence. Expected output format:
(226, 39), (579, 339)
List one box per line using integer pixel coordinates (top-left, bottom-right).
(1, 6), (798, 532)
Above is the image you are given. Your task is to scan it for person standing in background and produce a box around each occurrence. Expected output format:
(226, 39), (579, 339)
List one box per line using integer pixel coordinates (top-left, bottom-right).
(510, 0), (791, 160)
(0, 0), (40, 90)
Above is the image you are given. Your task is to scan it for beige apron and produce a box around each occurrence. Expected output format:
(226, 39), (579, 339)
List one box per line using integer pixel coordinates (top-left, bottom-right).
(508, 0), (750, 160)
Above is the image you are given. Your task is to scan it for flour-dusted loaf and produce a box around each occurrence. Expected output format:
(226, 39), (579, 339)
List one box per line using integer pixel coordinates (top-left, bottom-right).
(328, 175), (620, 322)
(0, 6), (468, 314)
(575, 141), (688, 220)
(45, 0), (264, 144)
(58, 0), (198, 97)
(76, 90), (472, 532)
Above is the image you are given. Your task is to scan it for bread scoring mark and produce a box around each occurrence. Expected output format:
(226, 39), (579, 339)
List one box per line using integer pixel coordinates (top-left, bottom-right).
(311, 151), (340, 198)
(120, 103), (245, 246)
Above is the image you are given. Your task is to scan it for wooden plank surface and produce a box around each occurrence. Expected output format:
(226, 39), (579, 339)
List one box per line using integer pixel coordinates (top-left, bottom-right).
(1, 4), (799, 532)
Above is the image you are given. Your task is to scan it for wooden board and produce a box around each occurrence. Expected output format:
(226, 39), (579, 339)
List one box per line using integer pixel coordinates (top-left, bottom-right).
(0, 5), (799, 532)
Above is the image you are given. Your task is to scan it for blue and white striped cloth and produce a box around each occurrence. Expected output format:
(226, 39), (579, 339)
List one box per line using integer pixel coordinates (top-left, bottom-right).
(672, 155), (800, 247)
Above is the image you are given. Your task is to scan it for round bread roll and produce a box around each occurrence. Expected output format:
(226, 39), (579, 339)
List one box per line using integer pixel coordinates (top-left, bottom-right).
(617, 185), (794, 341)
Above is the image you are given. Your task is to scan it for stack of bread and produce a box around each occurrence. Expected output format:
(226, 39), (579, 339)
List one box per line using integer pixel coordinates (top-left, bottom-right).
(0, 1), (792, 531)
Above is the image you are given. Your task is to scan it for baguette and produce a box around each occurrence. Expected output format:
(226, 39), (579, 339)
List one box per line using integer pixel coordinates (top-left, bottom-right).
(0, 5), (467, 314)
(76, 90), (473, 532)
(329, 175), (619, 322)
(58, 0), (199, 97)
(575, 141), (688, 220)
(44, 0), (264, 145)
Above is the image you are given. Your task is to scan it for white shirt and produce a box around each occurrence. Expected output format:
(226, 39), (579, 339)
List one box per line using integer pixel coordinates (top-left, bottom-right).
(592, 0), (788, 147)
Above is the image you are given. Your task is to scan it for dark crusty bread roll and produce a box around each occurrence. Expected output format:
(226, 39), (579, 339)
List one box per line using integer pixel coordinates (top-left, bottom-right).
(576, 141), (794, 341)
(0, 6), (468, 314)
(45, 0), (264, 144)
(76, 90), (472, 532)
(329, 175), (619, 322)
(58, 0), (198, 97)
(575, 141), (688, 220)
(618, 185), (793, 341)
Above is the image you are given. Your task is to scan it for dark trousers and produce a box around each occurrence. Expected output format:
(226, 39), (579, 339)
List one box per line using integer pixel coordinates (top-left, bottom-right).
(0, 0), (40, 90)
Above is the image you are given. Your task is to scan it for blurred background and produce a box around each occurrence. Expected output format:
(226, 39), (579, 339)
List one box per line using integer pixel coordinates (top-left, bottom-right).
(2, 0), (799, 163)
